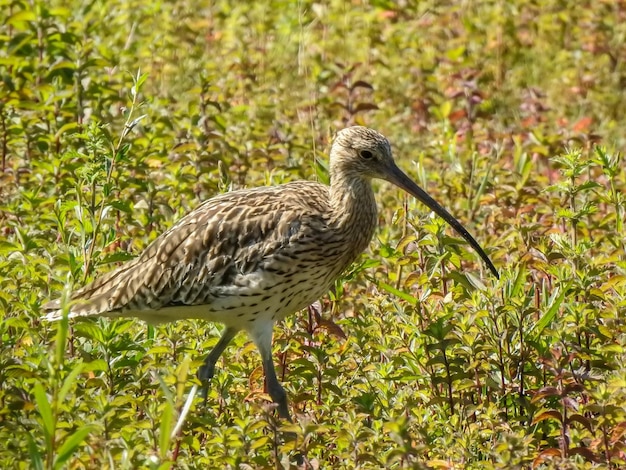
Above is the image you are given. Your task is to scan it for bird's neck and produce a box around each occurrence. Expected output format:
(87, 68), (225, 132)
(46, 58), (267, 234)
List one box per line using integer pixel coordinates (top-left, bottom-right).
(329, 173), (378, 253)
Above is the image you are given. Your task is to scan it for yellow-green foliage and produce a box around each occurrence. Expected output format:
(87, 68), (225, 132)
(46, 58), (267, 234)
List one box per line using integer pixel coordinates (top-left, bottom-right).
(1, 0), (625, 468)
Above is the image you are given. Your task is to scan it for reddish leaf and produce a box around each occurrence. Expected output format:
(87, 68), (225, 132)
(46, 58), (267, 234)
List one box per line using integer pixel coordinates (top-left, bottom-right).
(330, 80), (349, 92)
(309, 301), (323, 321)
(588, 437), (603, 452)
(448, 109), (467, 122)
(444, 87), (463, 99)
(350, 80), (374, 91)
(378, 10), (397, 20)
(248, 365), (264, 392)
(329, 101), (349, 110)
(317, 318), (347, 340)
(532, 410), (562, 424)
(356, 453), (383, 466)
(531, 386), (560, 403)
(346, 63), (362, 74)
(562, 397), (580, 411)
(570, 447), (597, 462)
(353, 102), (379, 113)
(563, 383), (585, 394)
(567, 413), (593, 432)
(573, 116), (593, 132)
(611, 421), (626, 444)
(532, 448), (561, 467)
(610, 441), (625, 455)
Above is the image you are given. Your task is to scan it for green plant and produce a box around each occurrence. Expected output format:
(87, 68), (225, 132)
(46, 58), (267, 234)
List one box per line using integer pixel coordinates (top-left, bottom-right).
(2, 0), (626, 467)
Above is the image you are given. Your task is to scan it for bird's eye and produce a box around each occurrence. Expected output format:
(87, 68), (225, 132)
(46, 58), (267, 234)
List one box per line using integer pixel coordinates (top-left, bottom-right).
(359, 150), (374, 159)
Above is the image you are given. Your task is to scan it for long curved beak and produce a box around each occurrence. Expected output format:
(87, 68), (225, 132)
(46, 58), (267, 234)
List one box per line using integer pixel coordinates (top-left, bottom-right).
(385, 163), (499, 279)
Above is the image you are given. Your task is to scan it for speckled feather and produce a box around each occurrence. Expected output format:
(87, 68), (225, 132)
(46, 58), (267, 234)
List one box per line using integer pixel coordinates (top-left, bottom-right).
(43, 127), (385, 333)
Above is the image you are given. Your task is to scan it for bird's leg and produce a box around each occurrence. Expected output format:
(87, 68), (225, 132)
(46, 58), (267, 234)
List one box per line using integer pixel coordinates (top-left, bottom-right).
(198, 326), (238, 383)
(251, 323), (291, 421)
(262, 351), (290, 421)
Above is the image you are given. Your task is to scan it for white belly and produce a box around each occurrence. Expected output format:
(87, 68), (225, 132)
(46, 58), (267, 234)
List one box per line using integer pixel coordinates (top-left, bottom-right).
(120, 267), (334, 331)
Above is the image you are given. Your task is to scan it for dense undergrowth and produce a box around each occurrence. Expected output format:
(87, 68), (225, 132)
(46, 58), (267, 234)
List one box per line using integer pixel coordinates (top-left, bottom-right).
(1, 0), (626, 468)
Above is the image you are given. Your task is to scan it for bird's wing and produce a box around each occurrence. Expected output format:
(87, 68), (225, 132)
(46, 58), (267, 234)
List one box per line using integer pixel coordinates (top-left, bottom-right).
(43, 182), (330, 320)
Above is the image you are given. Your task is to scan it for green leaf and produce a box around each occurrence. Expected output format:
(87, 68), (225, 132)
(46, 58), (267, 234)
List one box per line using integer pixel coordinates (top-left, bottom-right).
(48, 60), (76, 73)
(447, 271), (473, 291)
(528, 285), (568, 341)
(600, 344), (624, 354)
(54, 122), (80, 140)
(176, 356), (192, 396)
(446, 45), (466, 60)
(509, 264), (527, 298)
(250, 436), (271, 450)
(33, 382), (54, 448)
(54, 426), (95, 468)
(159, 402), (173, 460)
(27, 433), (44, 470)
(54, 298), (70, 368)
(84, 359), (108, 372)
(135, 71), (149, 89)
(57, 362), (84, 403)
(377, 281), (418, 306)
(465, 271), (487, 291)
(108, 200), (132, 213)
(7, 10), (37, 24)
(532, 409), (562, 424)
(211, 114), (227, 131)
(0, 240), (19, 256)
(98, 251), (135, 264)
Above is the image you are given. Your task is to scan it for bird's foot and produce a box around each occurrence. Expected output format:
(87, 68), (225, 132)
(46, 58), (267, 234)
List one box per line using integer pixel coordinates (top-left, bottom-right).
(197, 361), (215, 382)
(265, 378), (291, 421)
(197, 360), (216, 402)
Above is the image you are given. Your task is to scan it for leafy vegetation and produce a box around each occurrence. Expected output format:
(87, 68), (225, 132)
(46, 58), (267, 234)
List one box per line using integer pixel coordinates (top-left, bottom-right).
(1, 0), (626, 468)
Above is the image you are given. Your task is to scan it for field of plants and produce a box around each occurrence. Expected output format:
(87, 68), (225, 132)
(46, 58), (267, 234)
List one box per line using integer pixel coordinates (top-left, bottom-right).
(1, 0), (626, 468)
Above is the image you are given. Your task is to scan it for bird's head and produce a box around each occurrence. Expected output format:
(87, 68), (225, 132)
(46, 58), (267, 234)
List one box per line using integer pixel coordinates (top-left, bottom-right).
(330, 126), (396, 181)
(330, 126), (499, 279)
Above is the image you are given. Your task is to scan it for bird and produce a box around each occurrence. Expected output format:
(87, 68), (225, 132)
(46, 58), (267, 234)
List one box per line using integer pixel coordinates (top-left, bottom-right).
(43, 126), (498, 421)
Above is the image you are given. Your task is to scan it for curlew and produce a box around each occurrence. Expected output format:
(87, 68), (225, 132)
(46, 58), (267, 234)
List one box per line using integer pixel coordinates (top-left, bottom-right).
(43, 126), (498, 420)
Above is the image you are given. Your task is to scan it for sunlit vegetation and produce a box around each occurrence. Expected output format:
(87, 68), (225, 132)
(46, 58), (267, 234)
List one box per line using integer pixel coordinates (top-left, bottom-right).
(1, 0), (625, 468)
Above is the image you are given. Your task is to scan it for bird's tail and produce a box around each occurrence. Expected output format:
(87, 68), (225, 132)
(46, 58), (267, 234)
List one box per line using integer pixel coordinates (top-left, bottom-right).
(42, 258), (146, 321)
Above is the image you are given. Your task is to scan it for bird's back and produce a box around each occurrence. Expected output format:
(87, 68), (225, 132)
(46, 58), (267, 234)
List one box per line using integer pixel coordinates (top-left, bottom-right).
(43, 181), (369, 327)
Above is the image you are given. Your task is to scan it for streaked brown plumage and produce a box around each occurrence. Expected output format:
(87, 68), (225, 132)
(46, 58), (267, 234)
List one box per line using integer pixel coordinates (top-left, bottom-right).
(43, 126), (498, 420)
